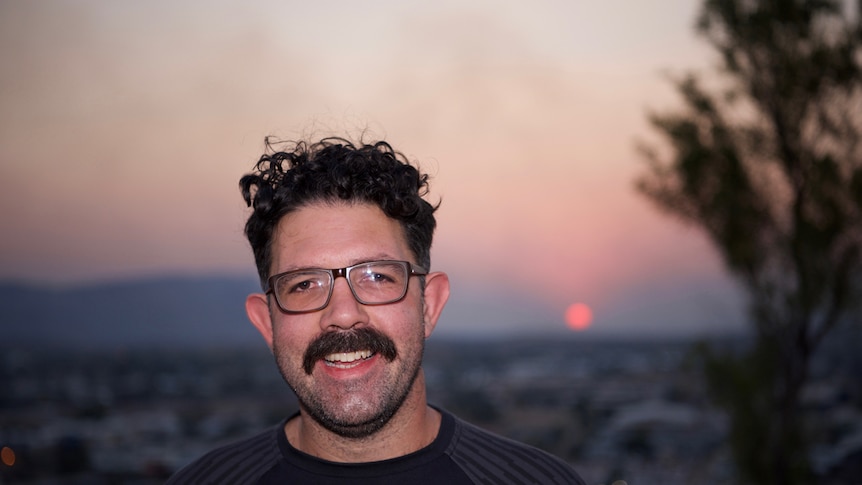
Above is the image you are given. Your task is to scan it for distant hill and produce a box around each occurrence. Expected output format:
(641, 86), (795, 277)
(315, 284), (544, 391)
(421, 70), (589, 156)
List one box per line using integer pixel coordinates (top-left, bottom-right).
(5, 276), (703, 350)
(0, 276), (264, 350)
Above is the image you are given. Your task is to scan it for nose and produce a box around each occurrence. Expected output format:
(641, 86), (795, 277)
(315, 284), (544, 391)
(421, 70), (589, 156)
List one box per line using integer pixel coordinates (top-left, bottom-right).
(320, 276), (367, 330)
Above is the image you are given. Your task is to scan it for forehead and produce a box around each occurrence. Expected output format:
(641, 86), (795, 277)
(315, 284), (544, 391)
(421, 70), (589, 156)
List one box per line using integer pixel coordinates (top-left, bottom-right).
(270, 202), (411, 272)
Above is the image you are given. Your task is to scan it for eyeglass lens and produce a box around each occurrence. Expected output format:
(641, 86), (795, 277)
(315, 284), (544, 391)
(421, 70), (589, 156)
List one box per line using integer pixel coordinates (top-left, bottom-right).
(273, 261), (410, 312)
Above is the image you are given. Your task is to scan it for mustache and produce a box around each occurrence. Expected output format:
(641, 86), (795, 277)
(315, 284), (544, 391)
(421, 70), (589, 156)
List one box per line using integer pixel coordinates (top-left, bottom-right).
(302, 327), (398, 375)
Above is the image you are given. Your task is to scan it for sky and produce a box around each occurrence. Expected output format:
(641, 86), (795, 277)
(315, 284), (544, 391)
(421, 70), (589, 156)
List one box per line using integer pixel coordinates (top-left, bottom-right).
(0, 0), (748, 337)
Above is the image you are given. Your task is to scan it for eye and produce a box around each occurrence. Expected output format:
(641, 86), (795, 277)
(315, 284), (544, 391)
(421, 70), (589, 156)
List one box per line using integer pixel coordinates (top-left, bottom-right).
(369, 271), (395, 283)
(355, 271), (389, 286)
(278, 272), (328, 295)
(353, 263), (404, 287)
(290, 280), (316, 293)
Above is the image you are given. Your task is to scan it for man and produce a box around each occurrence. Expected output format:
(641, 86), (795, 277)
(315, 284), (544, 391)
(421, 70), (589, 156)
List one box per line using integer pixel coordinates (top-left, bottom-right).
(167, 137), (584, 484)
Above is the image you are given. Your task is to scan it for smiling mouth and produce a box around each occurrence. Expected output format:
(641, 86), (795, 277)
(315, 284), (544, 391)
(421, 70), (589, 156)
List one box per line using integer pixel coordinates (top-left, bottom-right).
(324, 350), (374, 368)
(303, 328), (397, 375)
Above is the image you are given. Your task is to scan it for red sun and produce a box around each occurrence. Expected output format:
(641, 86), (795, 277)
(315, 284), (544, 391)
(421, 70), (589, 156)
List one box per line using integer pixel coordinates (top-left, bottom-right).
(565, 303), (593, 331)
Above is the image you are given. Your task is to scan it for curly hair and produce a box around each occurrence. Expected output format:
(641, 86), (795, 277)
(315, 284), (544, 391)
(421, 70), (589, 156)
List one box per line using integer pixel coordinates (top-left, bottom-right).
(239, 137), (438, 288)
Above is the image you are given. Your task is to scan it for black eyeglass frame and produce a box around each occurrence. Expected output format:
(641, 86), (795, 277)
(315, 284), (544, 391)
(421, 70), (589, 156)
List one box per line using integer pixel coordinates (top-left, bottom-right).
(265, 260), (428, 313)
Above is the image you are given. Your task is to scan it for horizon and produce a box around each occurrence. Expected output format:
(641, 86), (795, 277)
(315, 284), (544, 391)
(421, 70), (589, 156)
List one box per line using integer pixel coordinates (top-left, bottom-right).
(0, 273), (747, 346)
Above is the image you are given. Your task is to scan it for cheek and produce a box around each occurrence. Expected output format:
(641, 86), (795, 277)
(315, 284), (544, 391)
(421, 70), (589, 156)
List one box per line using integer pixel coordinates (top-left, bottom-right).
(271, 318), (313, 353)
(382, 305), (426, 339)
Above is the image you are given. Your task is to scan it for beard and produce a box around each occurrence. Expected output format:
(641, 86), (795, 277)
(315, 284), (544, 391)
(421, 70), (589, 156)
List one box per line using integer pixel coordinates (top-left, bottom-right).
(274, 326), (425, 439)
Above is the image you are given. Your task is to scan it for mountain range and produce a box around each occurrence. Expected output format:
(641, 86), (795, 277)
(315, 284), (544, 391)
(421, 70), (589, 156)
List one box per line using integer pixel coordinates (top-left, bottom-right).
(0, 274), (567, 350)
(0, 276), (264, 350)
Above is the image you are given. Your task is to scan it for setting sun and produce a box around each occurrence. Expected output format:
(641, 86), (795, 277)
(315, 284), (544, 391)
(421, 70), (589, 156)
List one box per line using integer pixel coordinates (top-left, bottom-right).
(565, 303), (593, 331)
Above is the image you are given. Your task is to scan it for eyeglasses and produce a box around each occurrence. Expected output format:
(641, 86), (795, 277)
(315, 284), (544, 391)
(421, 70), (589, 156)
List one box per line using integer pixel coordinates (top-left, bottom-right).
(265, 260), (428, 313)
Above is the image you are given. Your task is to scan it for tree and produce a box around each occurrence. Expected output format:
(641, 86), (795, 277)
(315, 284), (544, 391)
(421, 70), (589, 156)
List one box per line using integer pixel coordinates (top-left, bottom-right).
(636, 1), (862, 483)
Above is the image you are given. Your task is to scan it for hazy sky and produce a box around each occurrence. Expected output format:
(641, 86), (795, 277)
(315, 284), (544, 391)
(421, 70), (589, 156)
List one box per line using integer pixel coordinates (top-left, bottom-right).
(0, 1), (747, 336)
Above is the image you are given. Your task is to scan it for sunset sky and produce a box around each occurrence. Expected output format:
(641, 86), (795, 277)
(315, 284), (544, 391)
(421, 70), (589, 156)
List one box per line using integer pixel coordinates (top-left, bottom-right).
(0, 1), (747, 337)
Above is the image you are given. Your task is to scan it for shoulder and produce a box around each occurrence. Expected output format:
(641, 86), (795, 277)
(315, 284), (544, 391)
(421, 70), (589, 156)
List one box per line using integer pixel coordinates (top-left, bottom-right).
(166, 424), (282, 485)
(444, 413), (585, 485)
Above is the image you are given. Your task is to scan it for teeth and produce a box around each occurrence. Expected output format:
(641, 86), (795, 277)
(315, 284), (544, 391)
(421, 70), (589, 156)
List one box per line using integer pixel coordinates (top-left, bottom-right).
(325, 350), (373, 364)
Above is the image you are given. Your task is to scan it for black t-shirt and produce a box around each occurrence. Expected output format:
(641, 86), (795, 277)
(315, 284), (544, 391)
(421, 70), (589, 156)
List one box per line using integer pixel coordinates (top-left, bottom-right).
(167, 408), (584, 484)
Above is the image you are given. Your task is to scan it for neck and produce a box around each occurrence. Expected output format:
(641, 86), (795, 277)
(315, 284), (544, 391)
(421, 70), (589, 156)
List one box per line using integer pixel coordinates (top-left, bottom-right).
(286, 370), (441, 463)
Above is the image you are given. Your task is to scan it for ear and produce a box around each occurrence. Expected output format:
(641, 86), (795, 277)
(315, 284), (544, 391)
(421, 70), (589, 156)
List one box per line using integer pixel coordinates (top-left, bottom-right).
(246, 293), (275, 350)
(421, 272), (450, 338)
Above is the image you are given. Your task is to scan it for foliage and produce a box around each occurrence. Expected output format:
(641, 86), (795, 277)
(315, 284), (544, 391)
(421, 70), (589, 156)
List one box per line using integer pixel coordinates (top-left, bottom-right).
(637, 0), (862, 483)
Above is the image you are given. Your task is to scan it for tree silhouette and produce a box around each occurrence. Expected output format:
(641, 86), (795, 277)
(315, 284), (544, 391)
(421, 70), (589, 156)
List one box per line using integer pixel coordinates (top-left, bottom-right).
(636, 0), (862, 483)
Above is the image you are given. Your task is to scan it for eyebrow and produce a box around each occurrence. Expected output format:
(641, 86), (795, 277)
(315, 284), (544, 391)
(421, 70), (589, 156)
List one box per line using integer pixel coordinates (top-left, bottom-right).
(276, 254), (401, 273)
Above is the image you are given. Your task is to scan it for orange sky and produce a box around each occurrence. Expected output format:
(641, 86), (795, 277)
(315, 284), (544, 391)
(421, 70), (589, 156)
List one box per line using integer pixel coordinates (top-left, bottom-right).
(0, 1), (747, 336)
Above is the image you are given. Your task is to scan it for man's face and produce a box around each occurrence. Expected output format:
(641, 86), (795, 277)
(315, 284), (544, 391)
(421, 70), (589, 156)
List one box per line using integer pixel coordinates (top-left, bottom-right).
(247, 202), (447, 438)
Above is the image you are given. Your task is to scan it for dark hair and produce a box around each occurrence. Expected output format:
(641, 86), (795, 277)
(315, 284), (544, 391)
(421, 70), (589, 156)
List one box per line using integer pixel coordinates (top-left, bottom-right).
(240, 137), (438, 288)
